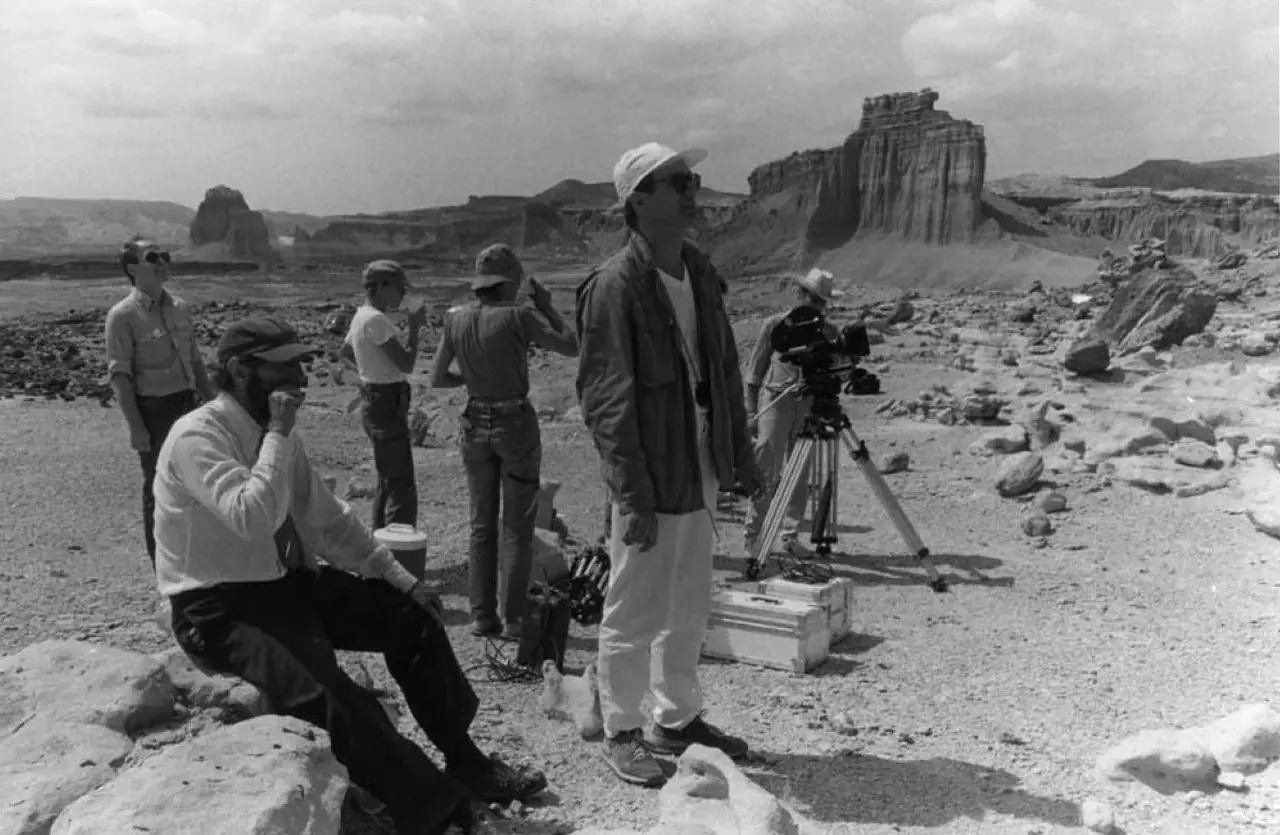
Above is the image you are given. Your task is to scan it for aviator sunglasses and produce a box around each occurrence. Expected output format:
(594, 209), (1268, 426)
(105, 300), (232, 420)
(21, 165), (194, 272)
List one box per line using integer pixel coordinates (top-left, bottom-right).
(653, 171), (701, 194)
(143, 250), (172, 264)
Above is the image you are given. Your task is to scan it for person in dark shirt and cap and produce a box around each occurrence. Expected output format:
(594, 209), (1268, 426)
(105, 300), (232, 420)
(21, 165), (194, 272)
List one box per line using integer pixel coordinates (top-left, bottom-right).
(430, 244), (578, 640)
(155, 315), (548, 834)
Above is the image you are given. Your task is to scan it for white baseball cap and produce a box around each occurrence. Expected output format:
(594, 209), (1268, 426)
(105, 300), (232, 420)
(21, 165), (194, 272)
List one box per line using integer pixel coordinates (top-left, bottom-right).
(795, 268), (844, 302)
(613, 142), (708, 207)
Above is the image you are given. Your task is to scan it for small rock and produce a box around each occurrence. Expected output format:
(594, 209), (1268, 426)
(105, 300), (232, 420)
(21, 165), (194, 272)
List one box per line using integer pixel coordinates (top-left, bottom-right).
(1241, 332), (1271, 356)
(1080, 798), (1117, 834)
(1019, 399), (1060, 450)
(995, 451), (1044, 497)
(1170, 439), (1220, 468)
(878, 451), (910, 474)
(971, 426), (1027, 455)
(1022, 513), (1053, 537)
(344, 479), (375, 501)
(1064, 336), (1110, 374)
(1097, 729), (1220, 794)
(1038, 492), (1068, 513)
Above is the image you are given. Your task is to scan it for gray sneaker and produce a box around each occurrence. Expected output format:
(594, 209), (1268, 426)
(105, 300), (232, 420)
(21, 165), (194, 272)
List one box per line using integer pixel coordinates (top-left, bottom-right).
(602, 729), (666, 787)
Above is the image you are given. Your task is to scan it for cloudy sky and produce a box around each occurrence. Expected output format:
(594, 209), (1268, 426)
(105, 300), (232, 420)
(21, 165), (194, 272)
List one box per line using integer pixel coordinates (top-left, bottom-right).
(1, 0), (1276, 215)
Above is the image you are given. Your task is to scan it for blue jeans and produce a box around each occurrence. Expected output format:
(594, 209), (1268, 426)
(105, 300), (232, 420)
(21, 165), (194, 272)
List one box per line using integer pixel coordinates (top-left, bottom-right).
(360, 382), (418, 530)
(136, 389), (199, 564)
(458, 399), (542, 628)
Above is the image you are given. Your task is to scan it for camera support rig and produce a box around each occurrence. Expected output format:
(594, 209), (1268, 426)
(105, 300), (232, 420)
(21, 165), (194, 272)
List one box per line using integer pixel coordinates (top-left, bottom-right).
(745, 376), (948, 593)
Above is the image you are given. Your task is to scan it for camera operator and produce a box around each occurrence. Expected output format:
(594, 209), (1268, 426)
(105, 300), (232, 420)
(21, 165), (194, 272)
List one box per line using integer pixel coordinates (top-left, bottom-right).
(742, 268), (842, 558)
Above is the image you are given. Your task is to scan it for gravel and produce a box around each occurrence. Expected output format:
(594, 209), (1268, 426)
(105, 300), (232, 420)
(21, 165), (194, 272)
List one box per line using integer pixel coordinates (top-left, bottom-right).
(3, 275), (1279, 834)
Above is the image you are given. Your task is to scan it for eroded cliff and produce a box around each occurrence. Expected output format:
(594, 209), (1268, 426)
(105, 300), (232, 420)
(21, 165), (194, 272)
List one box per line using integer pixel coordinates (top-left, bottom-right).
(1045, 192), (1279, 258)
(709, 89), (986, 272)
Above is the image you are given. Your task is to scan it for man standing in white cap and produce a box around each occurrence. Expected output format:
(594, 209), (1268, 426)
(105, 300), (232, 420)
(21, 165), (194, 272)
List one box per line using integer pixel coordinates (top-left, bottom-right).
(574, 142), (763, 786)
(742, 268), (842, 557)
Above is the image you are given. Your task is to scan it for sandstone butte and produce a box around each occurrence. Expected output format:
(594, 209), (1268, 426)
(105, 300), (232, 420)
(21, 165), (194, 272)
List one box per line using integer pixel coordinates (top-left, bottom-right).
(188, 185), (280, 263)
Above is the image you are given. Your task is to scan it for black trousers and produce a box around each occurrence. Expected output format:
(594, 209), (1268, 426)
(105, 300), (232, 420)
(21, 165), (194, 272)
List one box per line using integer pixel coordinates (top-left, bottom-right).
(170, 567), (479, 829)
(136, 389), (199, 563)
(360, 382), (418, 530)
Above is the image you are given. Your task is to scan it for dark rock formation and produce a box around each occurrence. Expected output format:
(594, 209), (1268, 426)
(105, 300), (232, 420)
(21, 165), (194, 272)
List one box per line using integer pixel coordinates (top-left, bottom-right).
(708, 88), (986, 272)
(189, 186), (279, 262)
(1090, 268), (1218, 355)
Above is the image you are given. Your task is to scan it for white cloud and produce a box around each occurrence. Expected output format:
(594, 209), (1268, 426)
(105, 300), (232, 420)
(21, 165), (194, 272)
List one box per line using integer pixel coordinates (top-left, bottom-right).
(0, 0), (1273, 212)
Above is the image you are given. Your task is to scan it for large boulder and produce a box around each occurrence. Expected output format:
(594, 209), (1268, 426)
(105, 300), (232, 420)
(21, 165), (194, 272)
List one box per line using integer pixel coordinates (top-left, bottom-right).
(0, 719), (134, 835)
(1089, 269), (1216, 356)
(0, 641), (175, 736)
(49, 715), (347, 835)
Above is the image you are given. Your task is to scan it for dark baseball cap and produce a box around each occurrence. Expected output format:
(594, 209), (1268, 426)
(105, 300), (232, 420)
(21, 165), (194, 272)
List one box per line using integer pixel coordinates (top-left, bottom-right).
(474, 243), (523, 289)
(216, 317), (316, 365)
(362, 259), (408, 286)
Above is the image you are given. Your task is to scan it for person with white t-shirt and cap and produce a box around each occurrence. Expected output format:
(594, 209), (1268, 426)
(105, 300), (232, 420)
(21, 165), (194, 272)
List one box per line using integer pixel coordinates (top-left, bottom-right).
(340, 260), (427, 531)
(574, 142), (764, 787)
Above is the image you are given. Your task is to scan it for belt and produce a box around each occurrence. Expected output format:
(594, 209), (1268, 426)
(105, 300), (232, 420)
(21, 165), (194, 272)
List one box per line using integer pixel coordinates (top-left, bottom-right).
(467, 397), (527, 409)
(136, 389), (194, 402)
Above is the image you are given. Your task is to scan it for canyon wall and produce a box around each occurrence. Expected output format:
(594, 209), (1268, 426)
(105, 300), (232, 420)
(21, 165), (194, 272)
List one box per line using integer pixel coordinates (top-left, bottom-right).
(709, 89), (987, 273)
(189, 186), (278, 262)
(1044, 192), (1280, 258)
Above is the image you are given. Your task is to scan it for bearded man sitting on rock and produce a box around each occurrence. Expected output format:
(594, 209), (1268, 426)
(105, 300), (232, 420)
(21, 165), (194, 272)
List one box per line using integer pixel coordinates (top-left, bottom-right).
(151, 316), (547, 835)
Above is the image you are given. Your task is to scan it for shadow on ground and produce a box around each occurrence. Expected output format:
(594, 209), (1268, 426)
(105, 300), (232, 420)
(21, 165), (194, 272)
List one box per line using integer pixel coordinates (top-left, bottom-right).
(825, 552), (1014, 590)
(746, 750), (1080, 829)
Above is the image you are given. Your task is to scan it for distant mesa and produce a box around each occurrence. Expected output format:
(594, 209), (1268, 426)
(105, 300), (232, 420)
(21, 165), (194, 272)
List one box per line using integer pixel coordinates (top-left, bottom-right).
(188, 185), (279, 262)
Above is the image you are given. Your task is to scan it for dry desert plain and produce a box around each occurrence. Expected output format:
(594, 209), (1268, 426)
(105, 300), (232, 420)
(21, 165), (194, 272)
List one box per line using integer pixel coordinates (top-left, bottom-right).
(2, 262), (1280, 835)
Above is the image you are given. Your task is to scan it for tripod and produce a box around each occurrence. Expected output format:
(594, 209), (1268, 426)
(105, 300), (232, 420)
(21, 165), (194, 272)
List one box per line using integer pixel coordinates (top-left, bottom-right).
(744, 380), (948, 593)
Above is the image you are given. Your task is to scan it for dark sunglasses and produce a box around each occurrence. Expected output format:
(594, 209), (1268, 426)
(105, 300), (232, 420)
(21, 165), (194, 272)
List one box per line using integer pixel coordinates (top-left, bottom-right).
(653, 171), (701, 195)
(143, 250), (171, 264)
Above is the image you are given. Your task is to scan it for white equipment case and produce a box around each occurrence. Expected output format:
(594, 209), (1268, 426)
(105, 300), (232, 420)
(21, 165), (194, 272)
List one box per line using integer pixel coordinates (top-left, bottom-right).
(756, 576), (854, 642)
(701, 590), (830, 674)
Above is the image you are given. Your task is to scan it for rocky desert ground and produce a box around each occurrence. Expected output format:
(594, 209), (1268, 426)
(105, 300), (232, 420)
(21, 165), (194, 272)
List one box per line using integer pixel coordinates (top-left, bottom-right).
(3, 241), (1280, 835)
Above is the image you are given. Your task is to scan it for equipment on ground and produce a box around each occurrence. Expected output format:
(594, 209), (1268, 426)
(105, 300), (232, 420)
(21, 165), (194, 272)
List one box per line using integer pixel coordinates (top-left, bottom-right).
(701, 589), (831, 674)
(566, 544), (610, 625)
(746, 309), (947, 593)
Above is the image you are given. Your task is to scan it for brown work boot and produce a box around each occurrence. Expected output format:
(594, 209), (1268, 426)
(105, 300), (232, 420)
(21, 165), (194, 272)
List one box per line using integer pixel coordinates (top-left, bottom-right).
(646, 714), (749, 760)
(445, 755), (547, 805)
(602, 728), (666, 787)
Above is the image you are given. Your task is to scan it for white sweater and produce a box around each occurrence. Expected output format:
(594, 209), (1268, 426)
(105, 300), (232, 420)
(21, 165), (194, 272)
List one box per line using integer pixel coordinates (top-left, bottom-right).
(152, 393), (417, 597)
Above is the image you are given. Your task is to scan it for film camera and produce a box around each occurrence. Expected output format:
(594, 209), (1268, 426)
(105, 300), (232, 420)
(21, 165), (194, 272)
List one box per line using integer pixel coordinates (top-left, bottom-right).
(770, 305), (880, 399)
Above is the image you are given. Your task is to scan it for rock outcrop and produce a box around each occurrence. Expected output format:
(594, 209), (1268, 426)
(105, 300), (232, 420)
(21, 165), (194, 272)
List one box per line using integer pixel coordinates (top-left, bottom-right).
(1089, 268), (1218, 355)
(0, 639), (330, 835)
(189, 185), (279, 262)
(1048, 191), (1280, 259)
(709, 88), (986, 271)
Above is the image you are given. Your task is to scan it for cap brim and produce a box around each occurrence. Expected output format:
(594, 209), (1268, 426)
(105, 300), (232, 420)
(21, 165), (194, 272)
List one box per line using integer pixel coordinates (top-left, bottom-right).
(472, 274), (514, 289)
(253, 343), (316, 363)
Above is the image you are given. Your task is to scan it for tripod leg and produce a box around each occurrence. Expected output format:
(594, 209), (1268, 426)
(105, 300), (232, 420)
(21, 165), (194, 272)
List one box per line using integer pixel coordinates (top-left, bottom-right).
(838, 429), (948, 592)
(747, 437), (813, 579)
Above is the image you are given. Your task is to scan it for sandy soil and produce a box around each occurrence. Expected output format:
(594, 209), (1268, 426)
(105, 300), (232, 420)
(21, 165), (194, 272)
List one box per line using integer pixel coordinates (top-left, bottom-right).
(2, 270), (1278, 835)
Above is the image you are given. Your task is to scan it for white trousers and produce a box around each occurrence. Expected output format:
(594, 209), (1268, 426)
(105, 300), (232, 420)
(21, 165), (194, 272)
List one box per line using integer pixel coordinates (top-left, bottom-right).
(598, 419), (719, 736)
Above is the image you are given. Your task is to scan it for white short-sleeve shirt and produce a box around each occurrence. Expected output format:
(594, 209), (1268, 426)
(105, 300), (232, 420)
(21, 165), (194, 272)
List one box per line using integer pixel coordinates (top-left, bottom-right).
(344, 304), (407, 384)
